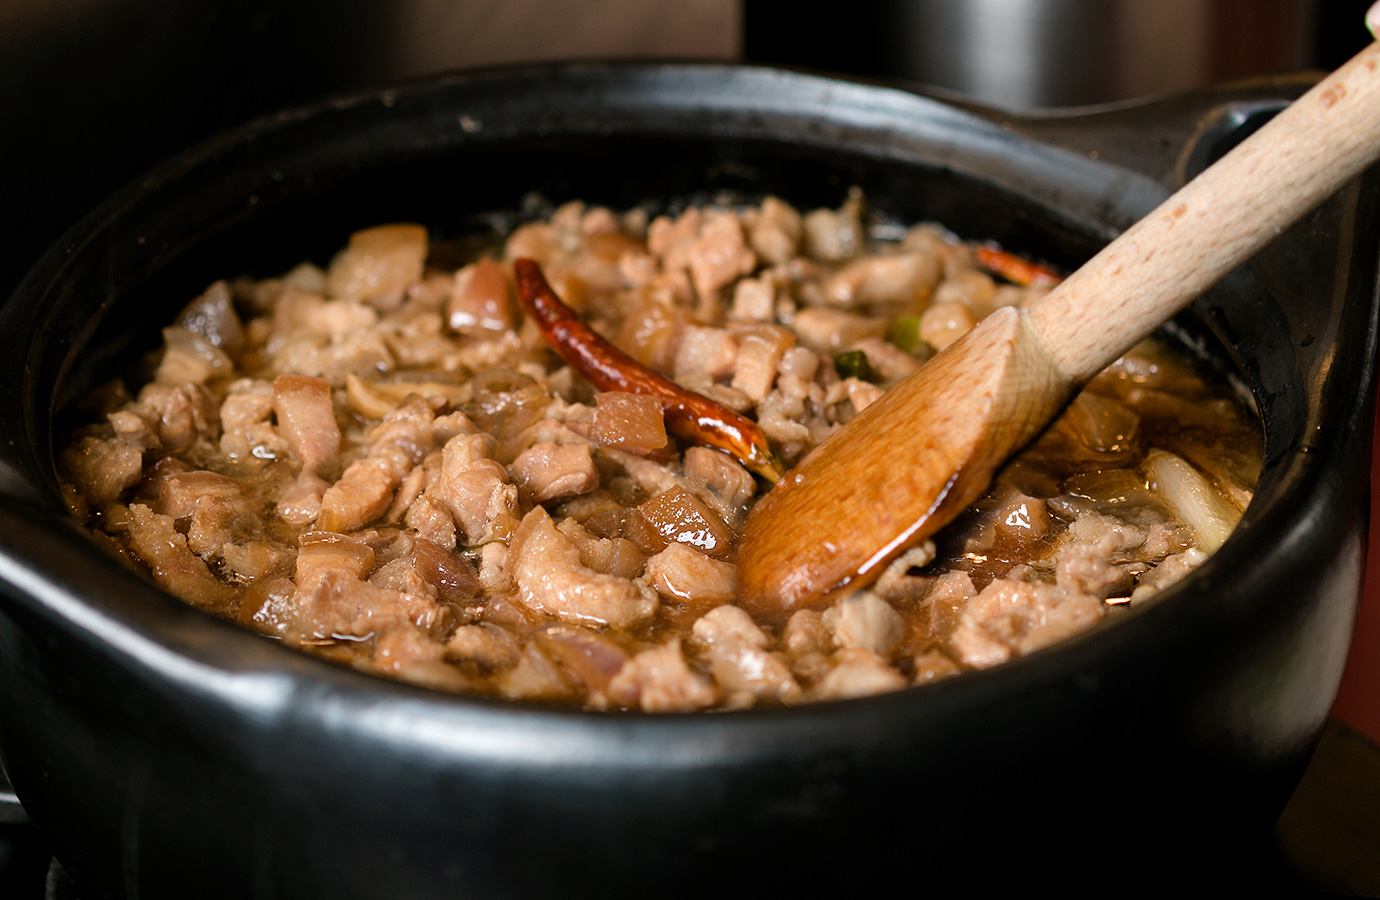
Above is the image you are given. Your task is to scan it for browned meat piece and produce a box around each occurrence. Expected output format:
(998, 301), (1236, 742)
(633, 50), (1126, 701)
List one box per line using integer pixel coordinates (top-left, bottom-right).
(826, 593), (906, 656)
(790, 308), (887, 352)
(607, 640), (718, 712)
(219, 379), (287, 463)
(682, 446), (756, 513)
(133, 382), (218, 452)
(404, 493), (458, 550)
(644, 543), (736, 605)
(745, 196), (802, 266)
(60, 436), (143, 505)
(674, 326), (739, 380)
(176, 279), (245, 354)
(729, 324), (794, 402)
(508, 507), (658, 629)
(153, 470), (255, 559)
(285, 531), (443, 642)
(686, 211), (756, 302)
(509, 442), (599, 503)
(319, 456), (403, 534)
(273, 374), (340, 477)
(822, 252), (940, 307)
(432, 433), (519, 546)
(373, 624), (447, 672)
(495, 644), (574, 702)
(947, 578), (1105, 669)
(690, 605), (801, 706)
(847, 337), (922, 385)
(918, 299), (977, 350)
(556, 519), (645, 580)
(808, 648), (906, 701)
(154, 326), (235, 386)
(446, 622), (522, 671)
(123, 504), (237, 611)
(325, 223), (428, 307)
(320, 399), (438, 533)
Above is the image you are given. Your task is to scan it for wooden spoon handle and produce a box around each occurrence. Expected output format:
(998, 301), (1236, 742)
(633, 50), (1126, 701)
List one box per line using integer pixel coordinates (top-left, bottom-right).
(1025, 41), (1380, 382)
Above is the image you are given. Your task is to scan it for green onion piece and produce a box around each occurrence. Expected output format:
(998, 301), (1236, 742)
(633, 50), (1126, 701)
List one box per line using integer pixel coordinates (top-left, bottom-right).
(887, 315), (924, 356)
(833, 349), (874, 382)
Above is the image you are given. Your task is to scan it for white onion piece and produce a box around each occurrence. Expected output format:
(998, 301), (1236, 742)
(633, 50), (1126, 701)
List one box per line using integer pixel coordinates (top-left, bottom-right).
(1143, 450), (1240, 552)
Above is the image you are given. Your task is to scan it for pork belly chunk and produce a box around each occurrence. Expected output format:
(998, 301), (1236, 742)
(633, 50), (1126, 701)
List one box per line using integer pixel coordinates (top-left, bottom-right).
(508, 507), (658, 629)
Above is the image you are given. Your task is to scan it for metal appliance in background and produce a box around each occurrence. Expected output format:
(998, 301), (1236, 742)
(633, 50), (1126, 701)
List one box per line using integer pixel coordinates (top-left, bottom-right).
(745, 0), (1349, 109)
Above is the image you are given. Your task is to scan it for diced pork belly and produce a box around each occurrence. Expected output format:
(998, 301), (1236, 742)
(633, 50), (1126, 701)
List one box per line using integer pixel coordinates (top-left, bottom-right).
(508, 507), (658, 629)
(123, 504), (238, 610)
(153, 470), (255, 559)
(746, 196), (803, 266)
(1130, 548), (1208, 604)
(947, 578), (1105, 669)
(319, 456), (402, 534)
(556, 518), (645, 580)
(808, 648), (907, 701)
(790, 308), (887, 352)
(60, 435), (143, 505)
(847, 337), (921, 385)
(175, 279), (245, 354)
(607, 639), (718, 712)
(729, 325), (794, 402)
(730, 275), (777, 323)
(674, 326), (739, 381)
(154, 326), (234, 387)
(319, 400), (438, 533)
(285, 531), (443, 641)
(802, 198), (862, 262)
(495, 644), (576, 703)
(822, 252), (940, 307)
(133, 382), (218, 452)
(219, 379), (288, 463)
(691, 605), (801, 706)
(446, 622), (522, 671)
(825, 593), (906, 656)
(645, 542), (736, 605)
(432, 433), (520, 546)
(682, 446), (755, 512)
(687, 211), (756, 301)
(509, 442), (599, 503)
(273, 374), (340, 476)
(273, 288), (380, 337)
(325, 223), (428, 308)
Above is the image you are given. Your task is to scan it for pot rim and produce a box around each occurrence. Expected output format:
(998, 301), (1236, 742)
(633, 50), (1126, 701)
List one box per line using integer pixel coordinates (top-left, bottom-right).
(0, 60), (1373, 740)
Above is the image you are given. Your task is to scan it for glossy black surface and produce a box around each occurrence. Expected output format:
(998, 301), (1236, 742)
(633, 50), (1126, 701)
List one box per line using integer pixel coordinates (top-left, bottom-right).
(0, 65), (1375, 898)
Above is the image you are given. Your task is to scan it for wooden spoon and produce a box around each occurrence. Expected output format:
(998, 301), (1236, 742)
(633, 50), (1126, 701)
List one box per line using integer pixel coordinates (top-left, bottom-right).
(737, 40), (1380, 615)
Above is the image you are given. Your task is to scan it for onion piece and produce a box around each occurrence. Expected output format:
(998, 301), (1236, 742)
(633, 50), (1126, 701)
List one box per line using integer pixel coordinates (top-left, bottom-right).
(1143, 450), (1240, 552)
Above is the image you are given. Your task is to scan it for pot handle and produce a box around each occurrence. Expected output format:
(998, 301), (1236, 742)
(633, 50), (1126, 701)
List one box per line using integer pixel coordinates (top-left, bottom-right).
(955, 74), (1319, 189)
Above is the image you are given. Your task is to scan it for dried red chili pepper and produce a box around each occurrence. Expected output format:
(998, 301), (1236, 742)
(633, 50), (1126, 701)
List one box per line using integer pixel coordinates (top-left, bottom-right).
(974, 245), (1063, 287)
(514, 258), (786, 483)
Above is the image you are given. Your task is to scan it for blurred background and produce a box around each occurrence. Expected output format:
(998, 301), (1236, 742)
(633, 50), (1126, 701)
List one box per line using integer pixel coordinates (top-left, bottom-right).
(2, 0), (1373, 304)
(1, 0), (1377, 892)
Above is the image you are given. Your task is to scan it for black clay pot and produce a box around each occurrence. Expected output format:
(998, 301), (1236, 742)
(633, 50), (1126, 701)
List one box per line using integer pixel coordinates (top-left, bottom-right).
(0, 64), (1375, 899)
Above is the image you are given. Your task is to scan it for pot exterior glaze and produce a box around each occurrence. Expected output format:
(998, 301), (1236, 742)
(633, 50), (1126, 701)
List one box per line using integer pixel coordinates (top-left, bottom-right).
(0, 65), (1374, 898)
